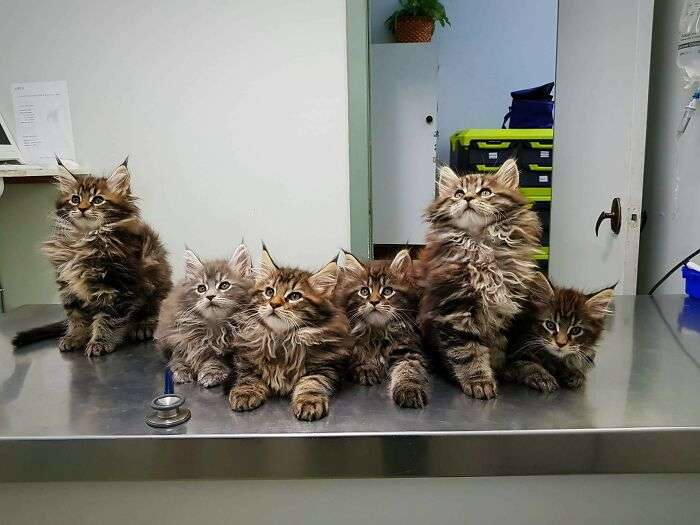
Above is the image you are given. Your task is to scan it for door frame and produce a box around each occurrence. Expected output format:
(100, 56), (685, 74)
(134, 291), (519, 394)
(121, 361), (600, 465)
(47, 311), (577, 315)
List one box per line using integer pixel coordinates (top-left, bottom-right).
(346, 0), (372, 259)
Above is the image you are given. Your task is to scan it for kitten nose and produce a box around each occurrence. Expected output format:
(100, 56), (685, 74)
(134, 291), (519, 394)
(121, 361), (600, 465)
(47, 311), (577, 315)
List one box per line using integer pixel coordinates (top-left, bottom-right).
(464, 196), (474, 202)
(555, 338), (567, 348)
(369, 298), (380, 306)
(270, 298), (284, 309)
(206, 295), (215, 301)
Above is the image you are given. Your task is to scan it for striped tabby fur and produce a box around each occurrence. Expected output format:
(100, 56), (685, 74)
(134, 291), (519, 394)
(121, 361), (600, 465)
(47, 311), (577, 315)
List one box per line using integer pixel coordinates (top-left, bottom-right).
(228, 246), (350, 421)
(419, 160), (541, 399)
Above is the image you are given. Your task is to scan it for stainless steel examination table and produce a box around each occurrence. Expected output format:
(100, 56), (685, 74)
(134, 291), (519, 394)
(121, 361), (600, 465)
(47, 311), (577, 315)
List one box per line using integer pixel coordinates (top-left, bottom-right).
(1, 296), (699, 482)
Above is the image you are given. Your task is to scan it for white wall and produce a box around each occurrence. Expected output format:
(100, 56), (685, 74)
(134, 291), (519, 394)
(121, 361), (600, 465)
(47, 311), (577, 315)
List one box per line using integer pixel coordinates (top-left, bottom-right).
(370, 0), (557, 163)
(0, 0), (350, 293)
(638, 0), (700, 294)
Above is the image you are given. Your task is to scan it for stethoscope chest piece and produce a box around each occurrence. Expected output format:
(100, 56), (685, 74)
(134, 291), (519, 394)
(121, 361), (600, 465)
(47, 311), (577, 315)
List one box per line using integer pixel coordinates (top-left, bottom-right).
(145, 393), (191, 428)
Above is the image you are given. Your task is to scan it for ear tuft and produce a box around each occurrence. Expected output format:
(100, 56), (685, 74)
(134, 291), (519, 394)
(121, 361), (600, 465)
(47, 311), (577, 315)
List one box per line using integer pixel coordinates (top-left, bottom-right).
(493, 159), (519, 189)
(257, 243), (279, 281)
(342, 250), (366, 277)
(437, 165), (461, 196)
(309, 259), (338, 295)
(531, 271), (554, 299)
(184, 248), (204, 281)
(389, 249), (413, 277)
(229, 243), (252, 278)
(107, 162), (131, 195)
(54, 162), (78, 194)
(585, 287), (615, 319)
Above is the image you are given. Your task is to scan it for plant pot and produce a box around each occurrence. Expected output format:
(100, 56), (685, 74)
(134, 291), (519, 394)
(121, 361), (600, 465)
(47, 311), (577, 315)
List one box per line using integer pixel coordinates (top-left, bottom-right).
(394, 16), (434, 43)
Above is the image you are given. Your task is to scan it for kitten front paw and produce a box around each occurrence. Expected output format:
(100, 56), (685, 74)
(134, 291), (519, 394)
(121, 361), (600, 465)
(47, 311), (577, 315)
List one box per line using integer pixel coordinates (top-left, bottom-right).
(292, 394), (329, 421)
(524, 373), (559, 393)
(171, 367), (194, 384)
(562, 372), (586, 389)
(351, 365), (384, 386)
(197, 368), (228, 388)
(392, 383), (429, 409)
(128, 319), (156, 342)
(85, 342), (114, 357)
(229, 389), (265, 412)
(462, 379), (498, 400)
(58, 334), (85, 352)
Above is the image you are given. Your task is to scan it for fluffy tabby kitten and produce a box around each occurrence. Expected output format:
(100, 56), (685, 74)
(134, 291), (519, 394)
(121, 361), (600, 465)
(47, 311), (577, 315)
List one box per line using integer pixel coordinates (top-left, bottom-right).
(503, 273), (615, 392)
(228, 246), (350, 421)
(12, 159), (172, 356)
(419, 160), (541, 399)
(335, 250), (430, 408)
(154, 245), (254, 387)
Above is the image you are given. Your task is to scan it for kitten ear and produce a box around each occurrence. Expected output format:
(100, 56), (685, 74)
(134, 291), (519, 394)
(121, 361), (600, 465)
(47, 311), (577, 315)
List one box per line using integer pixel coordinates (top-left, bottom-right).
(531, 271), (555, 299)
(493, 159), (519, 190)
(585, 286), (615, 319)
(184, 248), (204, 281)
(54, 156), (78, 193)
(342, 250), (366, 278)
(437, 165), (461, 196)
(309, 258), (338, 296)
(229, 243), (252, 278)
(389, 249), (413, 277)
(107, 158), (131, 195)
(258, 243), (279, 280)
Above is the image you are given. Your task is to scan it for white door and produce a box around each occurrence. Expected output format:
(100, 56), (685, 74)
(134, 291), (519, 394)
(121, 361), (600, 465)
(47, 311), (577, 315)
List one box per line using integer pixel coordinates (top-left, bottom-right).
(550, 0), (653, 294)
(370, 43), (438, 246)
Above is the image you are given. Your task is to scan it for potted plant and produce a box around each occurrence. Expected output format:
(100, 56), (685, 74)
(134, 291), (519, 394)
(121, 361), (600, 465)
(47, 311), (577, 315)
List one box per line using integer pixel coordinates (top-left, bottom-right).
(385, 0), (450, 43)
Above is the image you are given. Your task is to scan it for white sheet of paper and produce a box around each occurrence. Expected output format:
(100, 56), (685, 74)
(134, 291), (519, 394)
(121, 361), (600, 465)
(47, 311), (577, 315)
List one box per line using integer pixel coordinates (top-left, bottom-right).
(11, 81), (76, 166)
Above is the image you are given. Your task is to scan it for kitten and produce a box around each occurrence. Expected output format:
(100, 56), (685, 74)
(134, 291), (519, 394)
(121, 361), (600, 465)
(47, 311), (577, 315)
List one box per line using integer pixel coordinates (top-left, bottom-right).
(228, 246), (350, 421)
(12, 159), (172, 356)
(503, 273), (615, 392)
(154, 245), (254, 387)
(419, 160), (541, 399)
(335, 250), (430, 408)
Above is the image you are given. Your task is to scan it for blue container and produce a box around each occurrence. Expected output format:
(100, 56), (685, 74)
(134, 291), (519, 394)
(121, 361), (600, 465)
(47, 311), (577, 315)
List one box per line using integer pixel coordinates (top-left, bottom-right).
(681, 265), (700, 299)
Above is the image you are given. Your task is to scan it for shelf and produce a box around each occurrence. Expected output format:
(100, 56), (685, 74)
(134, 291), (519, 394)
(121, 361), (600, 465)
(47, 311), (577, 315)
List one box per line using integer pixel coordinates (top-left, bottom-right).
(0, 167), (89, 185)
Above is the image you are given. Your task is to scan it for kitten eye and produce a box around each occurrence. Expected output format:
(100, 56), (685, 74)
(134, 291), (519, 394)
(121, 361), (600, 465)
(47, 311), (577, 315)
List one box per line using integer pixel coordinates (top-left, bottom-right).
(479, 188), (492, 197)
(287, 291), (303, 302)
(197, 284), (207, 293)
(70, 195), (80, 205)
(92, 195), (105, 205)
(454, 189), (465, 199)
(218, 281), (230, 290)
(358, 287), (370, 298)
(381, 286), (394, 298)
(569, 326), (583, 336)
(545, 320), (557, 331)
(264, 287), (274, 298)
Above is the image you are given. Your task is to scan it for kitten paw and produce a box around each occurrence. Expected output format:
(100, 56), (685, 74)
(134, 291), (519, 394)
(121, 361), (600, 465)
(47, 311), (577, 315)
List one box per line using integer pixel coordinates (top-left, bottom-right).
(292, 394), (329, 422)
(563, 372), (585, 389)
(58, 335), (84, 352)
(197, 368), (228, 388)
(128, 319), (155, 342)
(229, 389), (265, 412)
(524, 373), (559, 393)
(171, 367), (194, 384)
(85, 342), (112, 357)
(351, 365), (384, 386)
(392, 384), (428, 409)
(462, 379), (498, 400)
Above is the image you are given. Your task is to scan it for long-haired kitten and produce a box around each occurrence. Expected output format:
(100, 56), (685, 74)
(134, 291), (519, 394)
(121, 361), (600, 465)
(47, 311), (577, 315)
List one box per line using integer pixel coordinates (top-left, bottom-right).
(12, 159), (172, 356)
(228, 246), (350, 421)
(503, 273), (615, 392)
(419, 160), (541, 399)
(335, 250), (430, 408)
(154, 244), (254, 387)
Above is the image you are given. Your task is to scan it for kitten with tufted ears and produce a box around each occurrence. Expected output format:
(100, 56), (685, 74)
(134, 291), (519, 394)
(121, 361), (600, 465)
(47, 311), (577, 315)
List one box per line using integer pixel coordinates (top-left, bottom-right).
(419, 160), (542, 400)
(334, 250), (430, 408)
(228, 245), (350, 421)
(12, 157), (172, 356)
(154, 244), (255, 388)
(503, 272), (615, 392)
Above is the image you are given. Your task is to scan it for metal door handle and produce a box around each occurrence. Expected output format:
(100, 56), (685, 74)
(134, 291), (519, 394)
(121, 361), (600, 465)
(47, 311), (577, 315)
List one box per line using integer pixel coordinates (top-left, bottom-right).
(595, 197), (622, 237)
